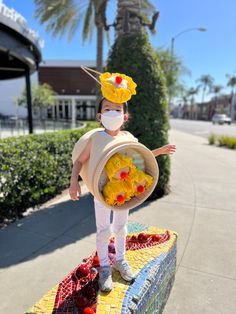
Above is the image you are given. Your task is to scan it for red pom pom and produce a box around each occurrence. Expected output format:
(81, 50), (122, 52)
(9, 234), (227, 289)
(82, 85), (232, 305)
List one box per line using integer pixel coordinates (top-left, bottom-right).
(77, 264), (90, 276)
(130, 235), (137, 242)
(92, 255), (100, 267)
(117, 194), (125, 203)
(137, 185), (145, 193)
(138, 232), (148, 242)
(83, 308), (95, 314)
(115, 76), (123, 84)
(152, 234), (161, 241)
(120, 171), (128, 180)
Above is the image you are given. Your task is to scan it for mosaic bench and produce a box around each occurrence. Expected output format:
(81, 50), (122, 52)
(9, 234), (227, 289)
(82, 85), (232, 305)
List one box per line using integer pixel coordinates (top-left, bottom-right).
(24, 222), (178, 314)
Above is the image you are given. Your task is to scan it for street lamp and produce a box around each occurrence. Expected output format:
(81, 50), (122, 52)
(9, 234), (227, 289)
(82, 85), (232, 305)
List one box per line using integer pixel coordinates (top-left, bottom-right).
(169, 27), (206, 106)
(170, 27), (207, 58)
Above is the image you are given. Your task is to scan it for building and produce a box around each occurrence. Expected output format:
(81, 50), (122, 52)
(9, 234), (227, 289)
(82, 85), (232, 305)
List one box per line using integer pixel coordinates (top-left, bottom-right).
(38, 60), (100, 123)
(0, 59), (102, 123)
(0, 0), (43, 127)
(179, 94), (236, 121)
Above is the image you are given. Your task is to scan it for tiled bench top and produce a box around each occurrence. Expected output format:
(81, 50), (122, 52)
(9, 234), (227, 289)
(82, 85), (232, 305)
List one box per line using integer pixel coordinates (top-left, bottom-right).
(24, 222), (178, 314)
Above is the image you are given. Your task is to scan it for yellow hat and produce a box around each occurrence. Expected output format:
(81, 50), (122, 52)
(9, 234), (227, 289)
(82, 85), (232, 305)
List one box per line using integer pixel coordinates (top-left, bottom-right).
(100, 72), (137, 104)
(102, 179), (134, 206)
(105, 153), (136, 181)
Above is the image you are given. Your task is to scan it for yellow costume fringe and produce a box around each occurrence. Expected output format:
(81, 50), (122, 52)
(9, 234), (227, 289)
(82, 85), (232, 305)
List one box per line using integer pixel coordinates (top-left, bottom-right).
(100, 72), (137, 104)
(105, 153), (136, 181)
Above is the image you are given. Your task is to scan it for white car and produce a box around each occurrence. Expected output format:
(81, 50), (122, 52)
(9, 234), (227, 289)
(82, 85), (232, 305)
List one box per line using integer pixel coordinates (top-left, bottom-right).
(212, 114), (231, 125)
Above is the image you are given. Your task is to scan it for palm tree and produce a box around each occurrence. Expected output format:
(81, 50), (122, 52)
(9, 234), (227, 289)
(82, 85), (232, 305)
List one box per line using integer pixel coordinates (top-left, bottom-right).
(34, 0), (156, 103)
(34, 0), (108, 102)
(196, 74), (214, 103)
(187, 87), (199, 119)
(226, 75), (236, 120)
(156, 47), (191, 105)
(114, 0), (156, 37)
(196, 74), (214, 119)
(211, 84), (223, 107)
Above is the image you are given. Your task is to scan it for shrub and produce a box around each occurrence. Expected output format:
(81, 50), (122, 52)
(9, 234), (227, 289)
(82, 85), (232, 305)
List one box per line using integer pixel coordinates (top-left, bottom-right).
(0, 121), (99, 225)
(217, 135), (236, 149)
(208, 134), (216, 145)
(208, 134), (236, 149)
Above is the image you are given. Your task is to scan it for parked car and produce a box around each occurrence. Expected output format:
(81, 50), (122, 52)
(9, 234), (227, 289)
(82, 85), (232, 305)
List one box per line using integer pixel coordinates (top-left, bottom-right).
(212, 114), (231, 125)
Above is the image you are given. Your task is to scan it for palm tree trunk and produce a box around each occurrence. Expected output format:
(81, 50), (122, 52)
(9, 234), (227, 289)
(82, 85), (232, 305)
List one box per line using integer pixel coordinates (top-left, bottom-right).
(200, 86), (206, 120)
(95, 2), (104, 108)
(115, 0), (142, 38)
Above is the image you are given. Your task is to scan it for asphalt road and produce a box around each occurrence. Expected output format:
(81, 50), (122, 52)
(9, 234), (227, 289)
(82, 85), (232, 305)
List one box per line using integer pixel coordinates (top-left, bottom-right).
(170, 118), (236, 138)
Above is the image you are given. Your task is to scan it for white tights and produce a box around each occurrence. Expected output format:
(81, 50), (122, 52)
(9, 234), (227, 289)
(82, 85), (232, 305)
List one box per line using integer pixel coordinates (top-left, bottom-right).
(94, 197), (129, 267)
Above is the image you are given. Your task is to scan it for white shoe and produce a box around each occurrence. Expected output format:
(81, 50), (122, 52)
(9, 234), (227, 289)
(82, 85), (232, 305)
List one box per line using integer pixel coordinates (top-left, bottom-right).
(98, 266), (112, 292)
(112, 259), (136, 282)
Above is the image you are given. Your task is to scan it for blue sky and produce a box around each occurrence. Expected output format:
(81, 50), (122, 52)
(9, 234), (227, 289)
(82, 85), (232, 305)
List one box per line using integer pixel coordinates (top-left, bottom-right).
(3, 0), (236, 101)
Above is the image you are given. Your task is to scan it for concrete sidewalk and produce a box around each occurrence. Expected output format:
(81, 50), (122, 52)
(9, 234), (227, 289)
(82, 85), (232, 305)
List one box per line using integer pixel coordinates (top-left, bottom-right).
(0, 129), (236, 314)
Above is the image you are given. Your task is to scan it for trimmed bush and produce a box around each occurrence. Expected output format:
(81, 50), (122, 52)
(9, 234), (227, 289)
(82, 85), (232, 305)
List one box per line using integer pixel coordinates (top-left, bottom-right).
(106, 31), (170, 199)
(208, 134), (236, 149)
(0, 121), (99, 225)
(218, 135), (236, 149)
(208, 134), (216, 145)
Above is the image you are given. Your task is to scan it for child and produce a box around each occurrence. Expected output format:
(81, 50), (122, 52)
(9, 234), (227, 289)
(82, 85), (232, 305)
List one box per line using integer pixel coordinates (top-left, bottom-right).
(69, 97), (176, 292)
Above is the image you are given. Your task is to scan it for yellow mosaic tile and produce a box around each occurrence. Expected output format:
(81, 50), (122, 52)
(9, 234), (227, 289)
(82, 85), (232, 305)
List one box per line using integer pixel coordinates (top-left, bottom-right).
(96, 227), (177, 313)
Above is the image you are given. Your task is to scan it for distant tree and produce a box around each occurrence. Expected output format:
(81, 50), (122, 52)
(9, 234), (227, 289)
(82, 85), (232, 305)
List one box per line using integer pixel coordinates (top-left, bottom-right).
(196, 74), (214, 103)
(187, 86), (199, 105)
(17, 83), (56, 119)
(156, 47), (190, 104)
(227, 75), (236, 94)
(226, 75), (236, 119)
(211, 84), (223, 110)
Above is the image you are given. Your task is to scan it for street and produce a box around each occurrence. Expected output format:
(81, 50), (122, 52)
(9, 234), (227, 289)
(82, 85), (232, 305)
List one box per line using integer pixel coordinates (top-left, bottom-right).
(170, 118), (236, 138)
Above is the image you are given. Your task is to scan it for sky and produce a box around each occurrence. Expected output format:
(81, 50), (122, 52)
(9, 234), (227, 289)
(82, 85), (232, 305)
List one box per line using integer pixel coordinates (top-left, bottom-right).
(3, 0), (236, 102)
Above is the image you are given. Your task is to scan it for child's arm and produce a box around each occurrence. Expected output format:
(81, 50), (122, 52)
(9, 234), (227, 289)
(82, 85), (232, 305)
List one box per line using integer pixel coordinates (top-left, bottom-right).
(151, 144), (176, 157)
(69, 139), (91, 201)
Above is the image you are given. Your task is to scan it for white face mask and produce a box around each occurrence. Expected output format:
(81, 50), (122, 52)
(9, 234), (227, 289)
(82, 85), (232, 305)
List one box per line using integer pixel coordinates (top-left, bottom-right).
(101, 110), (124, 131)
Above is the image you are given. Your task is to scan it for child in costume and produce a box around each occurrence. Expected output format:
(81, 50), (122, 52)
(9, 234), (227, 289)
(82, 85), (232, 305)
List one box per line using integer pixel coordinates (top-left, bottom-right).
(69, 70), (176, 292)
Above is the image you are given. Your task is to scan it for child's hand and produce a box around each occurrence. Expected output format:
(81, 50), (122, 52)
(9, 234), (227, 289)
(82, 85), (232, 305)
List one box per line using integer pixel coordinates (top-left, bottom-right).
(69, 180), (81, 201)
(161, 144), (176, 155)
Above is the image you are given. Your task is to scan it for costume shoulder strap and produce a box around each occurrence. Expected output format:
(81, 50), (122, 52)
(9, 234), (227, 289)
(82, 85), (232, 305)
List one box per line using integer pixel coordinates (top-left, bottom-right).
(71, 127), (104, 164)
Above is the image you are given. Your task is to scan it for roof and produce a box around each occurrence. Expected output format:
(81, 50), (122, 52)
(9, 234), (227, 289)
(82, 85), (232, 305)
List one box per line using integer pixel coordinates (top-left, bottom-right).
(39, 60), (106, 68)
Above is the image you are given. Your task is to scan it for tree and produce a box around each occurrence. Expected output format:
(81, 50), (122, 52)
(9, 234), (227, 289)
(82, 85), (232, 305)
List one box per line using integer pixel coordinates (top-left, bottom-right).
(156, 47), (190, 104)
(186, 87), (199, 119)
(226, 75), (236, 120)
(17, 83), (56, 119)
(34, 0), (155, 104)
(211, 84), (223, 114)
(187, 87), (199, 104)
(34, 0), (108, 102)
(196, 74), (214, 103)
(106, 0), (170, 198)
(196, 74), (214, 120)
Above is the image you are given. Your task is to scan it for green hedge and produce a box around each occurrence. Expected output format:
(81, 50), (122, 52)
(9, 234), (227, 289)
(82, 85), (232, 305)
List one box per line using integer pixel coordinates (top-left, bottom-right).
(208, 134), (236, 149)
(0, 121), (99, 225)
